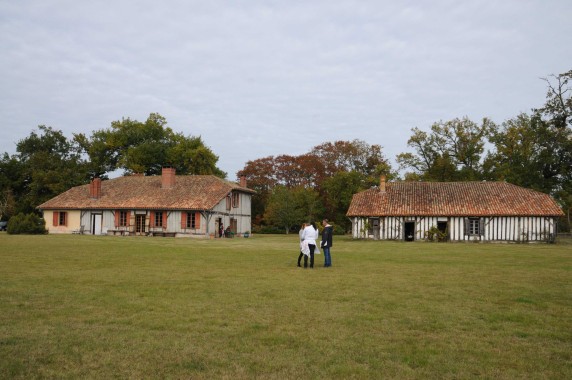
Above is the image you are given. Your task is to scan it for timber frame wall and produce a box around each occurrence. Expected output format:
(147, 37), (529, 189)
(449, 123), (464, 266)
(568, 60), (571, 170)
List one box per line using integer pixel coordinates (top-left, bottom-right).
(350, 216), (558, 242)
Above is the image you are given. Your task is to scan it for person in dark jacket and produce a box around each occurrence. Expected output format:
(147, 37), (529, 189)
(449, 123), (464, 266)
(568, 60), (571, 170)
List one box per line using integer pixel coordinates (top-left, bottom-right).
(321, 219), (333, 267)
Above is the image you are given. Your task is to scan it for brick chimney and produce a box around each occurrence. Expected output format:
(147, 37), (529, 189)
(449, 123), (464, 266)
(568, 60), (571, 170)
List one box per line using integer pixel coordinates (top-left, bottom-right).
(239, 175), (247, 188)
(90, 177), (102, 199)
(380, 175), (386, 193)
(162, 167), (176, 189)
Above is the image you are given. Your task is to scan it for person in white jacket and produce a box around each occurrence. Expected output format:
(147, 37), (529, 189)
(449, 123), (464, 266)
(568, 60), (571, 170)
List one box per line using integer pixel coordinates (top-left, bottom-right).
(301, 222), (319, 268)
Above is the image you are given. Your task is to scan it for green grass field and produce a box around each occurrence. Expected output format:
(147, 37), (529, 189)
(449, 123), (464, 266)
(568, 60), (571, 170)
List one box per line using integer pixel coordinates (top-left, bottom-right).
(1, 233), (571, 379)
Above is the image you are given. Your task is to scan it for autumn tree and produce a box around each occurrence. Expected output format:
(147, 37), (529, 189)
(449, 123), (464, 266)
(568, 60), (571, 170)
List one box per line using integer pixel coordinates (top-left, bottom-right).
(239, 139), (392, 230)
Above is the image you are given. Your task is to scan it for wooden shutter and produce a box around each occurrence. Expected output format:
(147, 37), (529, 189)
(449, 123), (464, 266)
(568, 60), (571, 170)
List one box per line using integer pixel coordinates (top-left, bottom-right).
(464, 218), (470, 235)
(114, 210), (120, 227)
(195, 212), (201, 229)
(150, 212), (155, 227)
(181, 212), (187, 229)
(479, 218), (485, 236)
(162, 212), (167, 229)
(53, 212), (59, 226)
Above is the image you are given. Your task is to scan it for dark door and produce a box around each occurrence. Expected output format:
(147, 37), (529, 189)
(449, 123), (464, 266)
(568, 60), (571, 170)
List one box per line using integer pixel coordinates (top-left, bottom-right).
(371, 218), (380, 240)
(404, 221), (415, 241)
(136, 215), (146, 234)
(437, 221), (448, 241)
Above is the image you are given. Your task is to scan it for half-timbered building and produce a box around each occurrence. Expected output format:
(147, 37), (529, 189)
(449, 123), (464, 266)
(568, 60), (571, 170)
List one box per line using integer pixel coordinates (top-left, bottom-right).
(346, 176), (563, 242)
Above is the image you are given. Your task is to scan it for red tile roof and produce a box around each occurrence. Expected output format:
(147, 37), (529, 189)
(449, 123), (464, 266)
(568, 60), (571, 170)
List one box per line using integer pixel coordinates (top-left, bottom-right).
(38, 175), (255, 210)
(346, 181), (564, 217)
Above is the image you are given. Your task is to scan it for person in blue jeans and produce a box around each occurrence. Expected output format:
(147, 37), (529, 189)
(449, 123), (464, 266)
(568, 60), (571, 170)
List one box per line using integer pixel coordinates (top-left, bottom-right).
(321, 219), (333, 267)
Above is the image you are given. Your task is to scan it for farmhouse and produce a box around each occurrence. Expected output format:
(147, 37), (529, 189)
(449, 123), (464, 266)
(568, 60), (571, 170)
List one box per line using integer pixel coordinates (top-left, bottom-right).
(346, 176), (564, 242)
(38, 167), (255, 237)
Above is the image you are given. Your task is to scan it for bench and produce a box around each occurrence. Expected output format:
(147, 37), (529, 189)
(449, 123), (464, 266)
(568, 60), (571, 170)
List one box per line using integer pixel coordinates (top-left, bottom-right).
(150, 231), (176, 237)
(72, 225), (85, 234)
(107, 229), (129, 236)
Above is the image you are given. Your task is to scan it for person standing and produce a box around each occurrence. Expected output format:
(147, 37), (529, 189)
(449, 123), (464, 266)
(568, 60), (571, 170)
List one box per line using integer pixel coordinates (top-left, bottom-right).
(297, 223), (307, 267)
(321, 219), (333, 267)
(301, 222), (318, 268)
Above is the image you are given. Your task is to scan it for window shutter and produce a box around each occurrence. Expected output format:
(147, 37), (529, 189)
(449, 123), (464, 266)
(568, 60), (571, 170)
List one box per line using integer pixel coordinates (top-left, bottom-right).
(162, 212), (167, 229)
(479, 218), (485, 235)
(181, 212), (187, 229)
(53, 212), (59, 226)
(195, 212), (201, 229)
(114, 210), (120, 227)
(150, 212), (155, 227)
(464, 218), (470, 235)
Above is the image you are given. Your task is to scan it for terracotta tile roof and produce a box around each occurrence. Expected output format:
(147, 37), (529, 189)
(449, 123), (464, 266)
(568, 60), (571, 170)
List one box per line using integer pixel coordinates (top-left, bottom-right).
(38, 175), (255, 210)
(346, 181), (564, 217)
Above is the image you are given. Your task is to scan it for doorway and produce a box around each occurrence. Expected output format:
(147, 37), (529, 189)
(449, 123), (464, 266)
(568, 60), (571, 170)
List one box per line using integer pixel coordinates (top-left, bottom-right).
(404, 221), (415, 241)
(370, 218), (380, 240)
(91, 214), (102, 235)
(437, 221), (448, 241)
(135, 214), (146, 234)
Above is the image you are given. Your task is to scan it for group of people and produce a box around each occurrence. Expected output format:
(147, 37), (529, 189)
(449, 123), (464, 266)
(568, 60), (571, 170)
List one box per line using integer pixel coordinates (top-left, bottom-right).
(297, 219), (333, 268)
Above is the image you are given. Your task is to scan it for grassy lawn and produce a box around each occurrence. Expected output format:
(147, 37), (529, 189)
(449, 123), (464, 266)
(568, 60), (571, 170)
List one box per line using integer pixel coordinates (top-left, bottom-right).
(0, 233), (571, 379)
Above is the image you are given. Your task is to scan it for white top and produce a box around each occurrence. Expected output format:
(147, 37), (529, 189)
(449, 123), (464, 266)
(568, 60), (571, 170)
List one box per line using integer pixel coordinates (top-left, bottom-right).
(301, 225), (318, 246)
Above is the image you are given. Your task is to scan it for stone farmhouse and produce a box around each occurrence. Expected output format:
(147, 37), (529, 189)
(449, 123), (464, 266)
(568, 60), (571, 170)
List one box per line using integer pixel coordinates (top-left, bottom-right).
(38, 167), (255, 238)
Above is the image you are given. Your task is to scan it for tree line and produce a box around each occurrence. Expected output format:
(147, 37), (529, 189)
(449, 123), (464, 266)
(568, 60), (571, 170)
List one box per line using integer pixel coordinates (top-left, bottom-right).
(1, 70), (570, 233)
(0, 113), (224, 220)
(238, 70), (571, 233)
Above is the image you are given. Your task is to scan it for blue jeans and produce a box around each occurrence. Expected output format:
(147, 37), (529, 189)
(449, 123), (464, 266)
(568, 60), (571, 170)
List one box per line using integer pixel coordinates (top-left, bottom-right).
(323, 246), (331, 267)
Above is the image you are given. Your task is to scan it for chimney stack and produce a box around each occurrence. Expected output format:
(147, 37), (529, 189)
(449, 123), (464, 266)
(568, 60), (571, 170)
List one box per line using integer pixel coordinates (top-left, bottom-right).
(162, 167), (176, 189)
(380, 175), (386, 193)
(90, 177), (102, 199)
(240, 175), (247, 188)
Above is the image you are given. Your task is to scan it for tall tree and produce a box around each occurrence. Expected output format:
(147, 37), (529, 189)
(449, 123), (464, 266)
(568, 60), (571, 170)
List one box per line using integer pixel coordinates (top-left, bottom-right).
(397, 117), (492, 181)
(75, 113), (225, 177)
(264, 186), (304, 234)
(0, 126), (90, 214)
(238, 140), (393, 229)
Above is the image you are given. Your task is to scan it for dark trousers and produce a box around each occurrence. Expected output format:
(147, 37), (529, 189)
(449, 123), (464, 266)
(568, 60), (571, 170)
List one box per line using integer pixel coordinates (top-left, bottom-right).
(304, 244), (315, 268)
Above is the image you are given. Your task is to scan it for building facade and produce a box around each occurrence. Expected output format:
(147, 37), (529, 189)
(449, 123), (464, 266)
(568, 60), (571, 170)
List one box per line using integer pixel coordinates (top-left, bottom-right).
(38, 168), (255, 238)
(347, 177), (563, 243)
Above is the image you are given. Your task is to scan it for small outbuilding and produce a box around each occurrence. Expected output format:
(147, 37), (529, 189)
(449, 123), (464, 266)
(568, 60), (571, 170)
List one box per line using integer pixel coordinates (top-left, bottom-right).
(346, 176), (563, 242)
(38, 168), (255, 238)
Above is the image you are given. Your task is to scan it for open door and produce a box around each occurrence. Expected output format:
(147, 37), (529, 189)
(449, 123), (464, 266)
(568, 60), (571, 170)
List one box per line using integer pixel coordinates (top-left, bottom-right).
(404, 221), (415, 241)
(91, 214), (102, 235)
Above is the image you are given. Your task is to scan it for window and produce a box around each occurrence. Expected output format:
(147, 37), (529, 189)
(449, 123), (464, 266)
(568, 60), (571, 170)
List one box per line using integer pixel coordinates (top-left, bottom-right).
(53, 211), (67, 226)
(154, 211), (163, 227)
(232, 192), (240, 208)
(186, 212), (196, 229)
(119, 211), (128, 227)
(468, 218), (480, 235)
(59, 212), (66, 226)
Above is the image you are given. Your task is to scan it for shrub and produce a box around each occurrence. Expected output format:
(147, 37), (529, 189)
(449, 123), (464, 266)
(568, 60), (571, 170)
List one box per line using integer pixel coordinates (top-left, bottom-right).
(424, 225), (447, 242)
(7, 213), (47, 235)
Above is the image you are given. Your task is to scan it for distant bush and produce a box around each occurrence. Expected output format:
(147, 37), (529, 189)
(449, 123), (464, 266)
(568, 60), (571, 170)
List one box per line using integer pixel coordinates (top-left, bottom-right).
(7, 213), (47, 235)
(332, 224), (346, 235)
(252, 225), (286, 234)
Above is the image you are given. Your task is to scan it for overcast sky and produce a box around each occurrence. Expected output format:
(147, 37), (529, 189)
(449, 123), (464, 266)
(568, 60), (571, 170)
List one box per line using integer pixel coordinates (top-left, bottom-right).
(1, 0), (571, 179)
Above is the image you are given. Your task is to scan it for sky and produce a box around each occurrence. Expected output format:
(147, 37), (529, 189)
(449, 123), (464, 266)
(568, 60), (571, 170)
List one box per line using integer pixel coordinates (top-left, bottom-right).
(1, 0), (571, 180)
